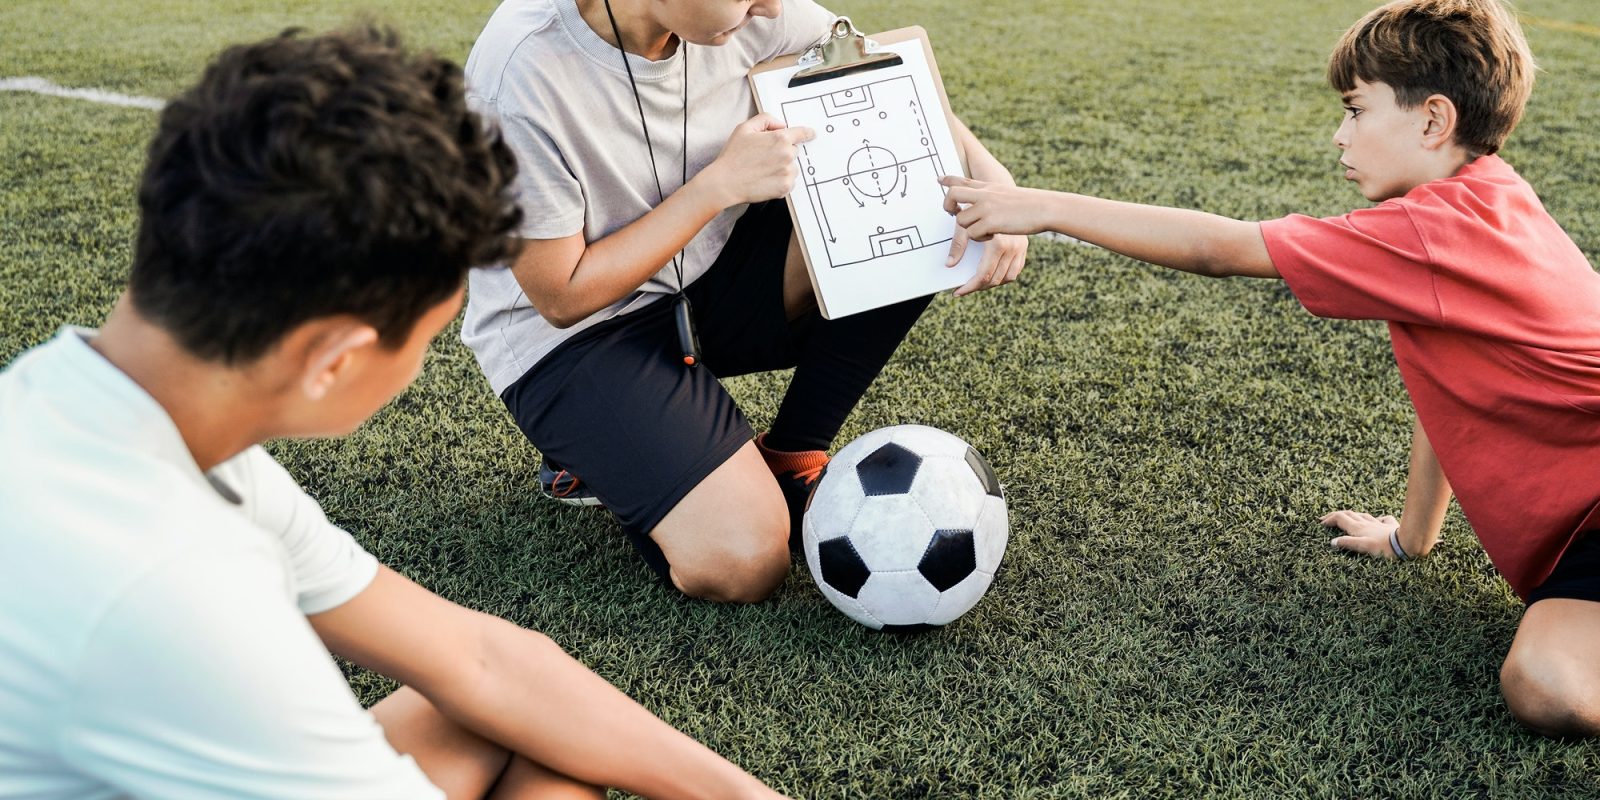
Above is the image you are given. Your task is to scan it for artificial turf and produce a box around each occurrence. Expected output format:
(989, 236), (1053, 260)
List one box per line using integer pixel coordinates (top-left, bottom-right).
(3, 0), (1598, 795)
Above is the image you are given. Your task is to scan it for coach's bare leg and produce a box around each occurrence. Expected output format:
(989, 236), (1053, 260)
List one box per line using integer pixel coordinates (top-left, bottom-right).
(647, 231), (813, 603)
(650, 442), (790, 603)
(1500, 598), (1600, 737)
(373, 687), (601, 799)
(782, 232), (817, 321)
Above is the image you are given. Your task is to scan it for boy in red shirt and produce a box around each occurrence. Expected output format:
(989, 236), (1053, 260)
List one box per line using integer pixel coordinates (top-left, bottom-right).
(940, 0), (1599, 737)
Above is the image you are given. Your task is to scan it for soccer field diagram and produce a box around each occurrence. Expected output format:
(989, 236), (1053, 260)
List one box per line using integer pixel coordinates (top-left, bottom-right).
(780, 75), (956, 269)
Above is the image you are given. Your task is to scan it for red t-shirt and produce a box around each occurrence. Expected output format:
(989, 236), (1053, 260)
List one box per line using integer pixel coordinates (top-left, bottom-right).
(1260, 155), (1600, 598)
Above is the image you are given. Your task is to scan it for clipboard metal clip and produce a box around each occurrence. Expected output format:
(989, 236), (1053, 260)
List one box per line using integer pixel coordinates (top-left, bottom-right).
(789, 16), (904, 88)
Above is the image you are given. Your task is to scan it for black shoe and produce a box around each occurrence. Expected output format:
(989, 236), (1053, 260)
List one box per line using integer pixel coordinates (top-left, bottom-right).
(755, 433), (829, 550)
(538, 459), (604, 507)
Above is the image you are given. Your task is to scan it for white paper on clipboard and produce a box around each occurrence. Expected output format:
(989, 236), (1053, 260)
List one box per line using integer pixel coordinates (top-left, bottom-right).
(750, 28), (983, 319)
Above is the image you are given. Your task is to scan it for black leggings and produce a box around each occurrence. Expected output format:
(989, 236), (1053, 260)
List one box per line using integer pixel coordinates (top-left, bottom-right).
(763, 292), (932, 452)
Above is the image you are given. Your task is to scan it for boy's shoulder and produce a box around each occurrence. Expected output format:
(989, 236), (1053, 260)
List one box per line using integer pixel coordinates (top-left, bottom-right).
(1402, 154), (1531, 216)
(0, 331), (292, 594)
(1274, 155), (1554, 264)
(1393, 155), (1580, 269)
(1262, 154), (1595, 328)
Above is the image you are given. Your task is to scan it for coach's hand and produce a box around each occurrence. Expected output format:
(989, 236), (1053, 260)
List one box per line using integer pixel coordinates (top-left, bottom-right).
(700, 113), (814, 207)
(939, 176), (1031, 296)
(1321, 509), (1404, 560)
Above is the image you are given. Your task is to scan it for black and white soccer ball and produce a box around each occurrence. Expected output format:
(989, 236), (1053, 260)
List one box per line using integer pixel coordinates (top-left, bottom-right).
(802, 425), (1008, 632)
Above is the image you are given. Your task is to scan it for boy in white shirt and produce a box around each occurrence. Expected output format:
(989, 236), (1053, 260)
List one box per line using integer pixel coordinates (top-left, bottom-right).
(0, 27), (788, 799)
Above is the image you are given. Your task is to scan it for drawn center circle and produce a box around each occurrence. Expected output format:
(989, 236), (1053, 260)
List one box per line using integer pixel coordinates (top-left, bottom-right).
(846, 145), (900, 198)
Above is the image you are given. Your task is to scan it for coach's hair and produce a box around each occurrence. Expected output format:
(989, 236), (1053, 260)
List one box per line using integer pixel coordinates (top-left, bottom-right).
(1328, 0), (1535, 155)
(129, 27), (521, 364)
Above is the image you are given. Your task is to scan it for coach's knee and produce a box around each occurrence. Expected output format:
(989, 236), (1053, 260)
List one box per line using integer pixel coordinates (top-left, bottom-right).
(1500, 650), (1600, 738)
(667, 516), (790, 604)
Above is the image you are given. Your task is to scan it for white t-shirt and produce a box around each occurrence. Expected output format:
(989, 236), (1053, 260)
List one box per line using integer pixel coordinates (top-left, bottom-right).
(0, 329), (442, 800)
(460, 0), (837, 393)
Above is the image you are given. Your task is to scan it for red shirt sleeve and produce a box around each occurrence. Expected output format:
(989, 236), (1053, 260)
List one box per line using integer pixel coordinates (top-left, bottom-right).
(1260, 203), (1442, 325)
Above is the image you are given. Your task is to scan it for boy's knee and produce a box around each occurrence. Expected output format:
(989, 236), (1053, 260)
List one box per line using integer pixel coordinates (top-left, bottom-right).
(667, 520), (790, 604)
(1500, 652), (1600, 738)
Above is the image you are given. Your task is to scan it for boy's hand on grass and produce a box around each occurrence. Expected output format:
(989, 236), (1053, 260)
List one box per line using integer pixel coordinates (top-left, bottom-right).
(939, 176), (1032, 296)
(1321, 510), (1401, 559)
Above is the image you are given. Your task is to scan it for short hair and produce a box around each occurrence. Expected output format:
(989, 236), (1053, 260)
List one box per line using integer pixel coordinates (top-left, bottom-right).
(129, 27), (522, 364)
(1328, 0), (1535, 155)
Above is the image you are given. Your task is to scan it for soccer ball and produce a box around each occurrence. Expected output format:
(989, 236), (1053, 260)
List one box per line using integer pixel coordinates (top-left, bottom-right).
(802, 425), (1008, 632)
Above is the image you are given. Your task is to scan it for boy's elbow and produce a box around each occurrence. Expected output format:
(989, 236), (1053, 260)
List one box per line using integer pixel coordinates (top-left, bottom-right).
(1189, 242), (1235, 278)
(1193, 222), (1273, 279)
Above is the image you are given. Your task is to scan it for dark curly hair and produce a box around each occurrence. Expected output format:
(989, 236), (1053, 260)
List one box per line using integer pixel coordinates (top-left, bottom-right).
(129, 27), (522, 364)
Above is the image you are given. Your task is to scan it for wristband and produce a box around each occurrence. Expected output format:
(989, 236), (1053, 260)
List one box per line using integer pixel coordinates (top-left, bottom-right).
(1388, 526), (1411, 561)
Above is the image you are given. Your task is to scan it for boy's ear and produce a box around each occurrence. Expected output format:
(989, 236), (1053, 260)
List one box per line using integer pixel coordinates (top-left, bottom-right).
(1420, 94), (1459, 149)
(301, 322), (380, 401)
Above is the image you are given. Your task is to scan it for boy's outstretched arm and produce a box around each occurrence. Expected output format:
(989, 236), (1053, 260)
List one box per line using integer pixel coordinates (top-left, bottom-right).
(944, 120), (1030, 295)
(1322, 416), (1453, 559)
(311, 567), (785, 800)
(939, 176), (1278, 279)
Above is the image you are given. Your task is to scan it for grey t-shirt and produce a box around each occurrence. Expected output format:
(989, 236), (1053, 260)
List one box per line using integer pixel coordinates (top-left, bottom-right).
(462, 0), (836, 394)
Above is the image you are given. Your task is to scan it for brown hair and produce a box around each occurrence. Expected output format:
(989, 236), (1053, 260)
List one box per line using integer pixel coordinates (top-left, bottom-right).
(131, 27), (522, 364)
(1327, 0), (1535, 155)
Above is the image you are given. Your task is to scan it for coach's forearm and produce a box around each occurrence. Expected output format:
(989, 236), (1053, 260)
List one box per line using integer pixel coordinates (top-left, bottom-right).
(548, 178), (728, 324)
(1038, 192), (1273, 277)
(440, 616), (771, 800)
(1398, 417), (1452, 556)
(952, 117), (1014, 186)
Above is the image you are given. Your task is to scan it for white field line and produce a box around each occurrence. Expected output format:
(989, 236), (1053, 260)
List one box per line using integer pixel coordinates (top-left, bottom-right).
(2, 74), (1094, 250)
(0, 76), (164, 110)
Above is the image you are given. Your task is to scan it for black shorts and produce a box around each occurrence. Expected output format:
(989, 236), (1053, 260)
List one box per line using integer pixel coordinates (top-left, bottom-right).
(500, 201), (815, 576)
(1527, 530), (1600, 605)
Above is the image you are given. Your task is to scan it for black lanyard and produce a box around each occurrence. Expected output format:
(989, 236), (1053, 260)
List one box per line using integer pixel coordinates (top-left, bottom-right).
(603, 0), (689, 293)
(603, 0), (700, 366)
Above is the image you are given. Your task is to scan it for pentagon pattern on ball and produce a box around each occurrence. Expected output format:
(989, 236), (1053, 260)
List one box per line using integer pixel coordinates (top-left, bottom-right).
(964, 446), (1004, 498)
(855, 442), (921, 496)
(890, 424), (971, 459)
(917, 529), (976, 591)
(800, 424), (1012, 632)
(817, 536), (871, 598)
(855, 570), (942, 625)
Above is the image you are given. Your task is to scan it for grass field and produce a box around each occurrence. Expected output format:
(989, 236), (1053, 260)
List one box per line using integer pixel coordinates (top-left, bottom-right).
(4, 0), (1600, 796)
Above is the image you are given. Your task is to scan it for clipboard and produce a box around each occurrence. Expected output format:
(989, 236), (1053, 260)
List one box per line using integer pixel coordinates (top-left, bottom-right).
(749, 18), (982, 319)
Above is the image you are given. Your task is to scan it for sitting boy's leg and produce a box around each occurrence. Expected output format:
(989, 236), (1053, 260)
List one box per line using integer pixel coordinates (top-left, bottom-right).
(489, 757), (607, 800)
(648, 441), (791, 603)
(373, 687), (602, 799)
(1501, 598), (1600, 737)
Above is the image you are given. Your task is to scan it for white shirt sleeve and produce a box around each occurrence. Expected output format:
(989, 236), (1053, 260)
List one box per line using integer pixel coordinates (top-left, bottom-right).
(216, 447), (379, 615)
(770, 0), (837, 59)
(60, 545), (443, 800)
(477, 99), (588, 241)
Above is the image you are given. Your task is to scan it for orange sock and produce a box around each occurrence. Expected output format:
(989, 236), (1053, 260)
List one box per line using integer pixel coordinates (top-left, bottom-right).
(755, 433), (829, 485)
